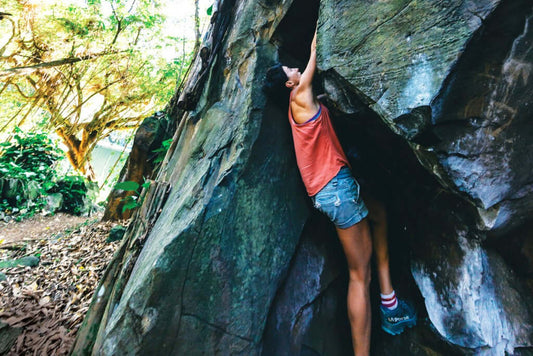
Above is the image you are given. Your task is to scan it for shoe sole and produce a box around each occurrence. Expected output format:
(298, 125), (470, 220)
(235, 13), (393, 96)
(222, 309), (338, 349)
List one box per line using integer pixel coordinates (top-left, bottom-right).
(381, 317), (417, 336)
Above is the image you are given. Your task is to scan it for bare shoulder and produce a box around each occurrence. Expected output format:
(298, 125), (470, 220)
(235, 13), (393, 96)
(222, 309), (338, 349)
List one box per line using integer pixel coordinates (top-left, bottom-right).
(291, 88), (320, 124)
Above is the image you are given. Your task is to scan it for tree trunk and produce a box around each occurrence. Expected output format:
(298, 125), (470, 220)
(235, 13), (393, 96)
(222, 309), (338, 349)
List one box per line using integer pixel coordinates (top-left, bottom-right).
(193, 0), (201, 55)
(56, 128), (96, 180)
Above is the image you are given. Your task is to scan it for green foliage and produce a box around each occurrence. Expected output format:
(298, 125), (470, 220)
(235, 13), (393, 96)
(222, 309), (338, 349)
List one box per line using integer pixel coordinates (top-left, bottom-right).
(47, 175), (96, 215)
(0, 128), (62, 180)
(121, 195), (140, 213)
(0, 129), (94, 219)
(0, 0), (198, 172)
(153, 138), (173, 164)
(0, 129), (63, 218)
(113, 179), (150, 212)
(114, 181), (140, 191)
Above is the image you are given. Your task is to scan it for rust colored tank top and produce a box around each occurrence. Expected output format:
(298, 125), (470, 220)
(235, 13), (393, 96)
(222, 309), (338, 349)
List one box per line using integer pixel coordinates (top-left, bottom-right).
(288, 100), (350, 196)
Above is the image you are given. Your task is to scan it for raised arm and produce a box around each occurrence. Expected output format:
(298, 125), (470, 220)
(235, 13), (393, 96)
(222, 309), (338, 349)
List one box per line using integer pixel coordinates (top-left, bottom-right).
(298, 29), (317, 90)
(289, 28), (320, 123)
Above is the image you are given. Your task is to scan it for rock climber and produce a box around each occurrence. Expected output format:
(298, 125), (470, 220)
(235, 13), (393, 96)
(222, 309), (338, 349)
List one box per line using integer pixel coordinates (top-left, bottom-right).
(264, 29), (417, 355)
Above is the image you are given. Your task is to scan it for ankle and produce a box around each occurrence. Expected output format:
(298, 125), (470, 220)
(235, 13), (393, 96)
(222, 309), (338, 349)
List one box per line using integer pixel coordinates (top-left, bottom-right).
(380, 290), (398, 310)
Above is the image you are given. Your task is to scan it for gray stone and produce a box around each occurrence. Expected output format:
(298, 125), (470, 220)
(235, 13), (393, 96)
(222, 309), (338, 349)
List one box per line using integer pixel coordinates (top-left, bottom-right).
(43, 193), (63, 215)
(25, 180), (41, 201)
(319, 0), (533, 235)
(318, 0), (500, 122)
(0, 321), (20, 355)
(262, 217), (351, 356)
(412, 235), (533, 354)
(106, 225), (126, 243)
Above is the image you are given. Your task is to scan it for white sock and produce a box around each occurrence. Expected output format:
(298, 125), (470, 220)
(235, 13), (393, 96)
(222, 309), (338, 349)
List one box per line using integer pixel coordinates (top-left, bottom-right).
(381, 290), (398, 310)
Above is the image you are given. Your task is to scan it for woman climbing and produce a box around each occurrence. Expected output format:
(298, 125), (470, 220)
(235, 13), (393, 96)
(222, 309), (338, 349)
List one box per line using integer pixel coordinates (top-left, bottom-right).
(264, 28), (416, 355)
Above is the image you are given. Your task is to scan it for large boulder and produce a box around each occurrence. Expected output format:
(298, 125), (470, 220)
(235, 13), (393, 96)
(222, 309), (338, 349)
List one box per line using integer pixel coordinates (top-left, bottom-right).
(319, 0), (533, 234)
(318, 0), (533, 353)
(74, 0), (533, 355)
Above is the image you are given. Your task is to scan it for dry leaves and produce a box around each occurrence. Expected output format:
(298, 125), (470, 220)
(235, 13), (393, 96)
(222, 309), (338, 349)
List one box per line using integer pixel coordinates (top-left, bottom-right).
(0, 217), (123, 356)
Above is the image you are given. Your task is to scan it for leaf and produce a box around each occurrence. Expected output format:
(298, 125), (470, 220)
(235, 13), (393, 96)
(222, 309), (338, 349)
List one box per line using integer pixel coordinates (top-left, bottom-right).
(162, 138), (173, 148)
(122, 200), (139, 212)
(114, 181), (140, 191)
(207, 5), (213, 16)
(39, 296), (51, 306)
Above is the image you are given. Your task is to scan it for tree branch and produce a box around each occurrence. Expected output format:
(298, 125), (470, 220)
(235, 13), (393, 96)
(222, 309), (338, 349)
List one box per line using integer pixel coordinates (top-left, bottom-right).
(10, 82), (34, 98)
(0, 51), (121, 76)
(0, 17), (15, 57)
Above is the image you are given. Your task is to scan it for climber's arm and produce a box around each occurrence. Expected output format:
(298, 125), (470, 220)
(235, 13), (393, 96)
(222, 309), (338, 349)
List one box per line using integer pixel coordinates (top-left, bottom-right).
(290, 28), (319, 121)
(298, 29), (317, 91)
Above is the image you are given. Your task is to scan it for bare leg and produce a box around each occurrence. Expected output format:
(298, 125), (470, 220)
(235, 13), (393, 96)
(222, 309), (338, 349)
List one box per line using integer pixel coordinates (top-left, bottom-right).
(336, 218), (372, 356)
(364, 194), (393, 295)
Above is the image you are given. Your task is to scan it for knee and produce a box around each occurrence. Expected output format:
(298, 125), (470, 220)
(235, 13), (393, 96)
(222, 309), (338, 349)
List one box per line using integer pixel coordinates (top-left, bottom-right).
(348, 264), (372, 287)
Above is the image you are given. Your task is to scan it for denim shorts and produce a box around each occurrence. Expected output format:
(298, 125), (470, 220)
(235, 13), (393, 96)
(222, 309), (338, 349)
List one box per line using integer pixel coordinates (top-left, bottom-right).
(311, 167), (368, 229)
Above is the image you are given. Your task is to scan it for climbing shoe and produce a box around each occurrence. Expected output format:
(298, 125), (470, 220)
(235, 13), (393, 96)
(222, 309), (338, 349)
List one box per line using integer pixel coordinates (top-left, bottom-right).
(380, 299), (417, 335)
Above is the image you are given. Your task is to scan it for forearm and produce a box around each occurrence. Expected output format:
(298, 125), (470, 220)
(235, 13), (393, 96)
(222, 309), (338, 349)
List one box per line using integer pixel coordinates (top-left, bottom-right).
(300, 29), (317, 87)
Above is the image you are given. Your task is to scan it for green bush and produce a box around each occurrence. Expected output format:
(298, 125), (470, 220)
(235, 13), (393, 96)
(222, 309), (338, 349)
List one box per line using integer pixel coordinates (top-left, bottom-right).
(0, 128), (96, 219)
(0, 128), (62, 176)
(47, 175), (90, 215)
(0, 128), (62, 218)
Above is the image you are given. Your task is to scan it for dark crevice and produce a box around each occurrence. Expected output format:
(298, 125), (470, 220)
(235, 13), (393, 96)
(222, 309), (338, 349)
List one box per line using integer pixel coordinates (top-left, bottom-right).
(272, 0), (320, 66)
(321, 62), (496, 355)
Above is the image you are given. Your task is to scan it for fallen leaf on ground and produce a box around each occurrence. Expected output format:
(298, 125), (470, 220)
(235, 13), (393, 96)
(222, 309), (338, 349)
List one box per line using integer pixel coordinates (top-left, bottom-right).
(0, 215), (124, 355)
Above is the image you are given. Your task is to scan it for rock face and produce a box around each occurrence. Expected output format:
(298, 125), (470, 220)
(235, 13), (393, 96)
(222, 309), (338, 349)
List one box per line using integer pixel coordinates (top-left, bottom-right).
(102, 112), (172, 221)
(73, 0), (533, 355)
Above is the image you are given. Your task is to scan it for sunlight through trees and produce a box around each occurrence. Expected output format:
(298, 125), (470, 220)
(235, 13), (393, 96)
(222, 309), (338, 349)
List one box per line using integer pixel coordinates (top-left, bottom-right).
(0, 0), (201, 177)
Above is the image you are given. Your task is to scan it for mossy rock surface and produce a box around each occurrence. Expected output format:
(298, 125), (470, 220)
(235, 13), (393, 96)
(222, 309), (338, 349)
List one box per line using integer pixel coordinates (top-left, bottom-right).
(106, 225), (126, 243)
(0, 255), (40, 269)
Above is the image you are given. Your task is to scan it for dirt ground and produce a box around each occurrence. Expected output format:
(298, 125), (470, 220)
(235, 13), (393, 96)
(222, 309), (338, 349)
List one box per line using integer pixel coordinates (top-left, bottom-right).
(0, 213), (124, 355)
(0, 213), (94, 245)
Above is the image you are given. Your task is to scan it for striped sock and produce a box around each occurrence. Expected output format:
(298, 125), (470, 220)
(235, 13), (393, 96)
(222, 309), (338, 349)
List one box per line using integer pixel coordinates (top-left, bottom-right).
(381, 290), (398, 310)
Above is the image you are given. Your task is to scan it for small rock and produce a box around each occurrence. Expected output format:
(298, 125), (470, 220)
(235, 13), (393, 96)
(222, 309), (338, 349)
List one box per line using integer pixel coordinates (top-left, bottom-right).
(0, 320), (21, 354)
(26, 180), (41, 201)
(39, 296), (51, 306)
(106, 225), (126, 243)
(0, 255), (40, 269)
(43, 193), (63, 216)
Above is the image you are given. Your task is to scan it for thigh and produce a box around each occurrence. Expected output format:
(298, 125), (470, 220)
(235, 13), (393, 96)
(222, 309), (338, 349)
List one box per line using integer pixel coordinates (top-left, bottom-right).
(336, 218), (372, 277)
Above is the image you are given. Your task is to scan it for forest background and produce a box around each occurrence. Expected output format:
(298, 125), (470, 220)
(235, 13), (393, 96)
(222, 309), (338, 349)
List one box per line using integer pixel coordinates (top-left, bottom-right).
(0, 0), (210, 220)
